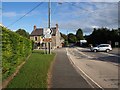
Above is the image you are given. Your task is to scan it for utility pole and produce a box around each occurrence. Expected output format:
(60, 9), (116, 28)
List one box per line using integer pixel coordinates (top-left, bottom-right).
(48, 0), (51, 29)
(48, 0), (51, 54)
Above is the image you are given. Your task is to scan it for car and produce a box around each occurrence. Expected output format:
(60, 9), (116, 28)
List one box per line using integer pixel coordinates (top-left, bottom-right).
(90, 44), (112, 52)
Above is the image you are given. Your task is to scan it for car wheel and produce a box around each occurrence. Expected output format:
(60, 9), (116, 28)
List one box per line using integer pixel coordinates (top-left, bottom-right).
(93, 49), (97, 52)
(106, 49), (110, 52)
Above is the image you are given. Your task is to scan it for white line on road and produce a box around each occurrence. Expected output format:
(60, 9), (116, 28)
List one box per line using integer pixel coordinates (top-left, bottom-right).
(76, 49), (93, 59)
(77, 47), (120, 58)
(66, 48), (104, 90)
(100, 52), (120, 58)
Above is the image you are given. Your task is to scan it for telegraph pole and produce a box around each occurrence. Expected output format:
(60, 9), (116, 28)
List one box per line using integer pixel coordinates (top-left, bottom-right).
(48, 0), (51, 54)
(48, 0), (51, 29)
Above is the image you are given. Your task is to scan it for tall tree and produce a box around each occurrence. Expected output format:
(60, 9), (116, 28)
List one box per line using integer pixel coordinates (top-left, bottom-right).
(16, 29), (29, 39)
(76, 28), (84, 41)
(68, 33), (77, 43)
(86, 27), (120, 47)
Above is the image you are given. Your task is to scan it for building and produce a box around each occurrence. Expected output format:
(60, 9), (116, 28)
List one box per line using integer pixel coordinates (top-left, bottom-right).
(30, 24), (63, 49)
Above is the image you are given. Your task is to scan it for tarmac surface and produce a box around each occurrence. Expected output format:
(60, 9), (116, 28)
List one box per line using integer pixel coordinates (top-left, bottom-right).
(51, 48), (92, 88)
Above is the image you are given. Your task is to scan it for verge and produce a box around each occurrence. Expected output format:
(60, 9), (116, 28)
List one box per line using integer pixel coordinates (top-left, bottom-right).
(2, 53), (31, 89)
(47, 52), (57, 89)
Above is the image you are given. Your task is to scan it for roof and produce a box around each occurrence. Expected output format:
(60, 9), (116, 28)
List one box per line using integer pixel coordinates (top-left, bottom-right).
(51, 27), (57, 36)
(30, 27), (57, 36)
(30, 28), (43, 36)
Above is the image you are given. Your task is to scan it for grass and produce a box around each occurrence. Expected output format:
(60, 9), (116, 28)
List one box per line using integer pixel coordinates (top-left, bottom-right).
(7, 50), (55, 88)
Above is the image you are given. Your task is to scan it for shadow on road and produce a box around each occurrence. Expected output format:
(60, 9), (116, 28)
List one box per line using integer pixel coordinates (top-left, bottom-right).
(91, 56), (119, 64)
(77, 49), (119, 64)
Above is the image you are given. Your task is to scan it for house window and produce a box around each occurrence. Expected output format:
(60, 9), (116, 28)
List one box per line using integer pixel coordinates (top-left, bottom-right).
(35, 37), (37, 41)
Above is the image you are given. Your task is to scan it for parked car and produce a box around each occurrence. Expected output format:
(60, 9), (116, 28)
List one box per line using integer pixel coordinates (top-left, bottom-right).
(90, 44), (112, 52)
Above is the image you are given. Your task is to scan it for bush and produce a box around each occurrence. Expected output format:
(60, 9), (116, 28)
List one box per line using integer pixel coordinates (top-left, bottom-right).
(2, 27), (32, 80)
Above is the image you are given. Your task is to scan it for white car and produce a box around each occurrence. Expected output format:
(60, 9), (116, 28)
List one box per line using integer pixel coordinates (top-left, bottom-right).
(90, 44), (112, 52)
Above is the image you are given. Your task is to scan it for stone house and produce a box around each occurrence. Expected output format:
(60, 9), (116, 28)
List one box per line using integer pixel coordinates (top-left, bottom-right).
(30, 24), (63, 49)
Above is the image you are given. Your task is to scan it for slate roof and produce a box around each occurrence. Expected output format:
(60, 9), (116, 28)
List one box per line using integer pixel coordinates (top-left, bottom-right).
(30, 27), (57, 36)
(30, 28), (43, 36)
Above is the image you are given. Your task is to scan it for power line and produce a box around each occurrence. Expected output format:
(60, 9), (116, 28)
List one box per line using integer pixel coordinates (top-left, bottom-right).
(70, 3), (117, 22)
(51, 3), (61, 15)
(6, 2), (43, 28)
(50, 3), (62, 26)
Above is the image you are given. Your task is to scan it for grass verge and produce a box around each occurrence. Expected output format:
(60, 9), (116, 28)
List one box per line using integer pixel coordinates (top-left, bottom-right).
(6, 50), (55, 88)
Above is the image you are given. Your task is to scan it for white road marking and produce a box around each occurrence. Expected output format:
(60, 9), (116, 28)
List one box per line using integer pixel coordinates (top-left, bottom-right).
(76, 49), (93, 59)
(66, 48), (104, 90)
(74, 64), (104, 89)
(77, 47), (120, 58)
(99, 52), (120, 58)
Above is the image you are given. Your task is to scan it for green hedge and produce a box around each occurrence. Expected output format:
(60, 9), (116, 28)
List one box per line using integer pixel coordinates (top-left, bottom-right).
(2, 27), (32, 80)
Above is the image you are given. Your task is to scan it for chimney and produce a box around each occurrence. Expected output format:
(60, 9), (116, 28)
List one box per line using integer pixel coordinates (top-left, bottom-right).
(34, 25), (36, 31)
(56, 24), (58, 29)
(56, 24), (58, 31)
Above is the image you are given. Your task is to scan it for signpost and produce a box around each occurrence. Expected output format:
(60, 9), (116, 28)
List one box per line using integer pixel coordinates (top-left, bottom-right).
(43, 0), (52, 54)
(43, 28), (52, 54)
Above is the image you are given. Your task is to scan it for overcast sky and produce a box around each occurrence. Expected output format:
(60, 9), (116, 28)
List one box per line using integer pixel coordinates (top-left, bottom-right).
(2, 1), (118, 35)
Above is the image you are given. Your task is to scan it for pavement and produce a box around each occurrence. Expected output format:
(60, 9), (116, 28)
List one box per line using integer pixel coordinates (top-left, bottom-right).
(50, 48), (92, 88)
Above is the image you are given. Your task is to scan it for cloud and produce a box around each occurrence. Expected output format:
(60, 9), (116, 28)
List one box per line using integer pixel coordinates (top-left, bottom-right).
(51, 2), (118, 34)
(3, 12), (18, 17)
(2, 11), (40, 17)
(2, 0), (120, 2)
(2, 2), (118, 35)
(91, 25), (100, 28)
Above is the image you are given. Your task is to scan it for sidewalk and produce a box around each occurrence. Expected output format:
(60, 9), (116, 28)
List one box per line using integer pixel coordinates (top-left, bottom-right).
(50, 48), (92, 88)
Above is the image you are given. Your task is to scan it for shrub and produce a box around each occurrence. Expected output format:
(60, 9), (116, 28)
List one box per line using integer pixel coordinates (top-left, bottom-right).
(2, 27), (32, 80)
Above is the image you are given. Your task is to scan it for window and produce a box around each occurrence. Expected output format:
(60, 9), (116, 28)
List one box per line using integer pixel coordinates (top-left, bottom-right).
(104, 45), (109, 47)
(35, 37), (37, 41)
(99, 45), (109, 47)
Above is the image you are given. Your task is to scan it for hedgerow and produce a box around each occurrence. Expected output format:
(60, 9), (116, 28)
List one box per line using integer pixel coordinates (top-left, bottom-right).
(2, 26), (32, 80)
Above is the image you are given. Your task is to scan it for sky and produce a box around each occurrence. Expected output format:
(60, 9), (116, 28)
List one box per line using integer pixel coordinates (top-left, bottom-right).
(2, 1), (119, 35)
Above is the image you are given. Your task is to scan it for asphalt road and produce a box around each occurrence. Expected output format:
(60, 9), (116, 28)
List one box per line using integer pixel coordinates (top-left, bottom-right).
(51, 48), (93, 88)
(77, 47), (120, 64)
(67, 47), (119, 89)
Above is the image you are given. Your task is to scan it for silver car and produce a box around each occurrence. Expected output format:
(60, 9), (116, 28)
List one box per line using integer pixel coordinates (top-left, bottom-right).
(90, 44), (112, 52)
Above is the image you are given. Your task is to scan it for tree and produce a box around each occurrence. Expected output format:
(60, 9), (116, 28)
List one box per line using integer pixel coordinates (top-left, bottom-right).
(86, 27), (120, 47)
(68, 33), (77, 43)
(60, 32), (67, 41)
(16, 29), (29, 38)
(76, 28), (84, 41)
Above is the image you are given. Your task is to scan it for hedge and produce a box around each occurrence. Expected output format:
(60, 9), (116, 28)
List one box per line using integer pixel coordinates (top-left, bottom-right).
(2, 26), (32, 80)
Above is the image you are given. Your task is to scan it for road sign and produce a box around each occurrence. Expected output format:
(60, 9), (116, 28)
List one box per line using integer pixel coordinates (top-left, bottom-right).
(44, 28), (52, 38)
(43, 38), (52, 42)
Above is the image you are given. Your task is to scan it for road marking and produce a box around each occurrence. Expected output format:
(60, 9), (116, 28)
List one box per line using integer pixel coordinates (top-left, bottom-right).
(66, 48), (104, 90)
(77, 47), (120, 58)
(74, 64), (104, 90)
(99, 52), (120, 58)
(75, 48), (94, 59)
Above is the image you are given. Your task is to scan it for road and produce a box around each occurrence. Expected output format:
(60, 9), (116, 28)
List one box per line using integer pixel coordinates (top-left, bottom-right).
(66, 47), (119, 89)
(77, 47), (119, 64)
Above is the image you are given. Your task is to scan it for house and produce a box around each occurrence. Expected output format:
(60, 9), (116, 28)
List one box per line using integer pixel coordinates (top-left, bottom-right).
(30, 24), (63, 49)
